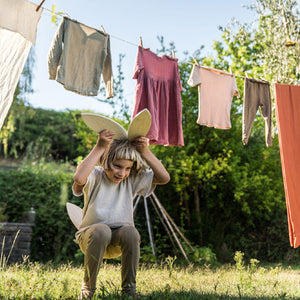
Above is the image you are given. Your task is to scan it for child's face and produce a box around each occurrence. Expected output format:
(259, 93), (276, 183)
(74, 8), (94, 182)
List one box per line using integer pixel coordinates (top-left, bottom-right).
(105, 159), (134, 184)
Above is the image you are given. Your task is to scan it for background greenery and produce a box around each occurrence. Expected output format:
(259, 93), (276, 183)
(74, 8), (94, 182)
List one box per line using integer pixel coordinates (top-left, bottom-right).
(0, 0), (300, 264)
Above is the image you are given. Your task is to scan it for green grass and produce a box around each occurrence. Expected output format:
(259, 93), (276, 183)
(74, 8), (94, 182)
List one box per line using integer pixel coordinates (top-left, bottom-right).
(0, 258), (299, 299)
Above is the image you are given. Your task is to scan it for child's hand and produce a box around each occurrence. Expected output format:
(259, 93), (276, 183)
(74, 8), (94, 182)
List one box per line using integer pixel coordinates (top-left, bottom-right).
(97, 130), (115, 148)
(132, 136), (149, 154)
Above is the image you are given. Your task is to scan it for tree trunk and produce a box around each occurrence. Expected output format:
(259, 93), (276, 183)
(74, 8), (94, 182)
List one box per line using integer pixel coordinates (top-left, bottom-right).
(194, 185), (202, 244)
(182, 191), (191, 229)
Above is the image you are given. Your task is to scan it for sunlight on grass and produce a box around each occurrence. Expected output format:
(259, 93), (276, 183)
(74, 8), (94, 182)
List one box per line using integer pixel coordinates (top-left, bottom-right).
(0, 258), (299, 299)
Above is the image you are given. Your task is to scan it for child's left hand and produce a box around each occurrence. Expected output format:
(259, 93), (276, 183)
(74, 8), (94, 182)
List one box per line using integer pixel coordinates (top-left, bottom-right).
(132, 136), (149, 154)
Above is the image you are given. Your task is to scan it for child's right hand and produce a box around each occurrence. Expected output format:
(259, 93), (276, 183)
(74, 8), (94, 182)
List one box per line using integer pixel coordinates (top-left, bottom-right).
(97, 130), (115, 148)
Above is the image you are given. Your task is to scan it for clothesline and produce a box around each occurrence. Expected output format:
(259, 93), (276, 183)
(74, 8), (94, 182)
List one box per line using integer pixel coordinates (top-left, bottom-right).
(31, 1), (277, 146)
(40, 7), (272, 147)
(41, 5), (248, 80)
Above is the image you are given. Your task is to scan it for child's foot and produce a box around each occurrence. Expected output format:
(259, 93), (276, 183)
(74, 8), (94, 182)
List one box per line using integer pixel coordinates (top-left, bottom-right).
(78, 284), (95, 300)
(78, 290), (94, 300)
(122, 290), (141, 298)
(130, 292), (140, 298)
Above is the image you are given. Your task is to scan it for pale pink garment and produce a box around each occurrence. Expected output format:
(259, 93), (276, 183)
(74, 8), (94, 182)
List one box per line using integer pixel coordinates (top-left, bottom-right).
(132, 46), (184, 146)
(275, 83), (300, 248)
(188, 65), (240, 129)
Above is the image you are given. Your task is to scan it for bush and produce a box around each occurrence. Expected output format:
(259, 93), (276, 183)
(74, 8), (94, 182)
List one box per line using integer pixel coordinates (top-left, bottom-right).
(0, 160), (82, 263)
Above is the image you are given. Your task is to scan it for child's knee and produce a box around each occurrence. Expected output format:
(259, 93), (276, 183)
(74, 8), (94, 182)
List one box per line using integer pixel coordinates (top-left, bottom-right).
(120, 226), (140, 245)
(88, 224), (112, 244)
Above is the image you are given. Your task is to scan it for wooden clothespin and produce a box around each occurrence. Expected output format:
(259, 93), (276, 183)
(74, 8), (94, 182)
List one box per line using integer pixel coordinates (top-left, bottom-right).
(229, 66), (233, 74)
(193, 57), (200, 66)
(172, 50), (175, 59)
(139, 37), (143, 48)
(100, 25), (106, 34)
(36, 0), (45, 11)
(244, 71), (249, 78)
(260, 76), (267, 81)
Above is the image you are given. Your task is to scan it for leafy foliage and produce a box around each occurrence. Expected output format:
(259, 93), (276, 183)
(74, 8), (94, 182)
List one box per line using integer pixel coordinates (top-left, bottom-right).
(0, 161), (81, 263)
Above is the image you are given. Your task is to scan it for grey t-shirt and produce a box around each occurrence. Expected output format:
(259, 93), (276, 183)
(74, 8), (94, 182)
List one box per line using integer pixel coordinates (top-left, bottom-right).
(73, 166), (154, 238)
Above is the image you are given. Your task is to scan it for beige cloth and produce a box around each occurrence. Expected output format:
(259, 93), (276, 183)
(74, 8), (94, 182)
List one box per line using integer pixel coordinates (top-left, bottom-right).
(0, 0), (42, 130)
(48, 17), (114, 98)
(0, 0), (42, 45)
(188, 65), (240, 129)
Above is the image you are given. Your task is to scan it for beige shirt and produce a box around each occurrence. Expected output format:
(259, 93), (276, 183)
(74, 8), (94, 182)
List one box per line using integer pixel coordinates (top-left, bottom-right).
(73, 166), (154, 238)
(188, 65), (240, 129)
(48, 17), (114, 98)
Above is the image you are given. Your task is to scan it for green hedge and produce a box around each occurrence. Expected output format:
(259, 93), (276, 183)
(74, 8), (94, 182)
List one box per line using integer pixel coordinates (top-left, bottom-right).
(0, 162), (82, 263)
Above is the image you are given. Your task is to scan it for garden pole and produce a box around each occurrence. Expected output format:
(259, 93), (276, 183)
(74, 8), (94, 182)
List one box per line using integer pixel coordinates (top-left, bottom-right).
(152, 192), (194, 252)
(150, 194), (190, 262)
(144, 197), (157, 262)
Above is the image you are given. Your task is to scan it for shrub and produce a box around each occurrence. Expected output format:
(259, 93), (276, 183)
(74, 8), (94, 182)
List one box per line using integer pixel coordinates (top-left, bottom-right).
(0, 160), (82, 263)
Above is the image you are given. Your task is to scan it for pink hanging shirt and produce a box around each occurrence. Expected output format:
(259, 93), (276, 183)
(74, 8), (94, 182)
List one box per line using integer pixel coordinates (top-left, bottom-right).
(188, 65), (240, 129)
(132, 46), (184, 146)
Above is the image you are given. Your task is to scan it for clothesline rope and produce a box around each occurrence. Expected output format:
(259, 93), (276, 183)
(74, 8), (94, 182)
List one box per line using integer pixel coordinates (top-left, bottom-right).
(41, 5), (247, 80)
(42, 7), (140, 47)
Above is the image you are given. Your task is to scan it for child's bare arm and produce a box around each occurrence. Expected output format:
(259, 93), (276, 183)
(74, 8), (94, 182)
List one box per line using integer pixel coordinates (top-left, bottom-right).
(132, 136), (170, 185)
(73, 130), (115, 192)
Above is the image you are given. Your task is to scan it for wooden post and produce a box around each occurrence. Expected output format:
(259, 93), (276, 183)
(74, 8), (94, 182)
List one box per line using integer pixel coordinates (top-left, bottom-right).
(150, 194), (190, 262)
(144, 197), (157, 261)
(151, 193), (194, 251)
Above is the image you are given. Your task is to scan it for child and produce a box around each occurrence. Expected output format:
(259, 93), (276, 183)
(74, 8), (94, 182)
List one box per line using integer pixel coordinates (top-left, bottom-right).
(72, 129), (170, 299)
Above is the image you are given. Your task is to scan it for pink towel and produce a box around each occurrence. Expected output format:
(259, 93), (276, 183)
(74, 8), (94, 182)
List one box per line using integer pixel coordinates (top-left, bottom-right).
(275, 83), (300, 248)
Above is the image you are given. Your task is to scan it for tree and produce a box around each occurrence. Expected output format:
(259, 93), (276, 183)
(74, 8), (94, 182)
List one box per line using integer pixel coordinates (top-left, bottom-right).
(152, 0), (300, 262)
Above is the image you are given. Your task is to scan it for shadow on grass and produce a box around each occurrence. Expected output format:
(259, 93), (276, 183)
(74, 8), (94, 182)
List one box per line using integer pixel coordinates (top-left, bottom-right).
(90, 291), (290, 300)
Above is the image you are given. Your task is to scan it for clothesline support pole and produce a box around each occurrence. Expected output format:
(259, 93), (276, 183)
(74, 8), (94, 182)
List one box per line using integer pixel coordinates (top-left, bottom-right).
(143, 197), (157, 262)
(150, 193), (190, 262)
(134, 195), (157, 260)
(133, 195), (142, 213)
(151, 193), (194, 252)
(133, 193), (191, 262)
(149, 195), (179, 256)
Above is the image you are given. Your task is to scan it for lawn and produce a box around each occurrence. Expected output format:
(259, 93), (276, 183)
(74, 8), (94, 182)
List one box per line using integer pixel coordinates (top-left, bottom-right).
(0, 255), (299, 299)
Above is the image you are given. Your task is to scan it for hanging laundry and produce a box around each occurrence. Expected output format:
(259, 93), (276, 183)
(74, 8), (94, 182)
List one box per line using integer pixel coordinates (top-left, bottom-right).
(188, 65), (240, 129)
(275, 83), (300, 248)
(0, 0), (42, 130)
(132, 46), (184, 146)
(48, 17), (114, 98)
(242, 78), (272, 147)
